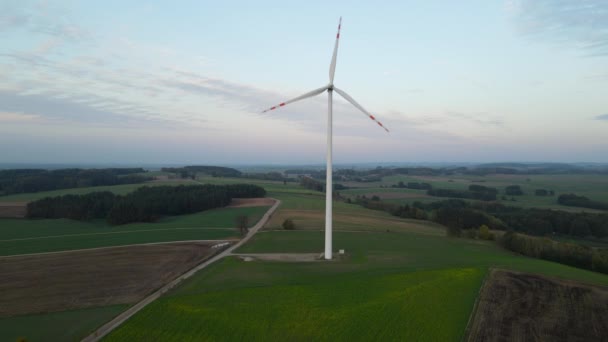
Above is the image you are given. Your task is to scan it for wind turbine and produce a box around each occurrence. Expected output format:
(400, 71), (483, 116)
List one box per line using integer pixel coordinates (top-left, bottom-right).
(261, 18), (389, 260)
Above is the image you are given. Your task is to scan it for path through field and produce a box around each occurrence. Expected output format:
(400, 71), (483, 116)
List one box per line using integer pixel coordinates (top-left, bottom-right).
(81, 198), (281, 342)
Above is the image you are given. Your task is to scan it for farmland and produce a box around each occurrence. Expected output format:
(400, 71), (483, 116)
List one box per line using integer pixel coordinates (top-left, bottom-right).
(106, 228), (608, 341)
(0, 205), (269, 256)
(467, 269), (608, 341)
(0, 179), (198, 203)
(3, 169), (608, 341)
(0, 242), (220, 317)
(341, 173), (608, 212)
(107, 267), (484, 341)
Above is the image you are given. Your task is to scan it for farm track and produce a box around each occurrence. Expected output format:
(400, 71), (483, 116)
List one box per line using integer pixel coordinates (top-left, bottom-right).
(81, 198), (281, 342)
(466, 269), (608, 342)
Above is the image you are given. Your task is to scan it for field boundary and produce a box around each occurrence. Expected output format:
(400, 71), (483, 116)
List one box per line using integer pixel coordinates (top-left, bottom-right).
(462, 268), (491, 342)
(81, 198), (281, 342)
(0, 239), (239, 259)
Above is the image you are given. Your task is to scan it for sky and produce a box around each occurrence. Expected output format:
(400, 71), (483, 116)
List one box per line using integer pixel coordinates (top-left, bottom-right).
(0, 0), (607, 165)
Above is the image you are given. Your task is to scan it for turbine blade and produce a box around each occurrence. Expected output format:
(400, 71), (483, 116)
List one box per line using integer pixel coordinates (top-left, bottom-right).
(329, 17), (342, 84)
(261, 86), (328, 113)
(334, 87), (389, 132)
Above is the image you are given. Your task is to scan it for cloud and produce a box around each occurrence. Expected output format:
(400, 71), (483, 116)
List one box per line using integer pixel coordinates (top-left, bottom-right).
(0, 0), (91, 42)
(0, 90), (176, 128)
(0, 111), (42, 122)
(510, 0), (608, 56)
(595, 113), (608, 120)
(445, 111), (505, 127)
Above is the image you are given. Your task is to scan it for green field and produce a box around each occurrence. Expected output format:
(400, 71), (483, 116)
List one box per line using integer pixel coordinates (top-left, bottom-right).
(6, 174), (608, 341)
(0, 180), (197, 203)
(0, 305), (128, 342)
(106, 230), (608, 341)
(107, 267), (484, 341)
(340, 173), (608, 212)
(0, 206), (269, 256)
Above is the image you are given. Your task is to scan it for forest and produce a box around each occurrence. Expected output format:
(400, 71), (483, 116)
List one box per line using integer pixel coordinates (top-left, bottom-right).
(0, 168), (150, 196)
(26, 184), (266, 225)
(353, 197), (608, 239)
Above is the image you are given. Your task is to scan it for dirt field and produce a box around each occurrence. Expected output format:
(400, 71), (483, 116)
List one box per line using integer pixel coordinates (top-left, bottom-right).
(0, 202), (27, 218)
(467, 269), (608, 342)
(228, 197), (275, 207)
(0, 242), (221, 317)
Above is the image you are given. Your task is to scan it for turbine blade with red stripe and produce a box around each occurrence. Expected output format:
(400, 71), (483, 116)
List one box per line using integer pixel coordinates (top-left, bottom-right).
(329, 17), (342, 84)
(261, 86), (328, 113)
(334, 87), (389, 132)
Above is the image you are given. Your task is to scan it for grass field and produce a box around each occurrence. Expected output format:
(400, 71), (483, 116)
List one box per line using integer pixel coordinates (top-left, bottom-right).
(105, 229), (608, 341)
(0, 305), (128, 342)
(0, 179), (198, 203)
(0, 206), (269, 256)
(107, 267), (484, 341)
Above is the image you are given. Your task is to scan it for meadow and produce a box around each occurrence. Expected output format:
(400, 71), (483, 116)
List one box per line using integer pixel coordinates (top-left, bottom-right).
(0, 206), (268, 256)
(0, 305), (128, 342)
(106, 229), (608, 341)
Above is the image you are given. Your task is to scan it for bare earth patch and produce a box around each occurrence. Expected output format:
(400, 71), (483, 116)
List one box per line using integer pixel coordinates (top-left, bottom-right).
(0, 202), (27, 218)
(0, 242), (221, 317)
(228, 198), (276, 208)
(233, 253), (321, 262)
(466, 269), (608, 342)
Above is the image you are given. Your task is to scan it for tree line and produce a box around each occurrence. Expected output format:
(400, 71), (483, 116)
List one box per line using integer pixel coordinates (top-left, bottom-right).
(27, 184), (266, 225)
(558, 193), (608, 211)
(0, 168), (150, 196)
(501, 231), (608, 275)
(161, 165), (242, 178)
(350, 196), (608, 239)
(427, 185), (498, 201)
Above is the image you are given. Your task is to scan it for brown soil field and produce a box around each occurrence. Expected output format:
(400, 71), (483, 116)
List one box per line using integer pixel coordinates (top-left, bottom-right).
(467, 269), (608, 342)
(0, 242), (220, 317)
(228, 197), (275, 207)
(0, 202), (27, 218)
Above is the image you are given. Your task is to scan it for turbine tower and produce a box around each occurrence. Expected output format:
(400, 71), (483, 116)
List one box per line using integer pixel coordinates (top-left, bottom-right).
(262, 18), (389, 260)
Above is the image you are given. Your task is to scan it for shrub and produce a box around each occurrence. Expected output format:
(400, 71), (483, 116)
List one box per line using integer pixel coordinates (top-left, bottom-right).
(282, 219), (295, 230)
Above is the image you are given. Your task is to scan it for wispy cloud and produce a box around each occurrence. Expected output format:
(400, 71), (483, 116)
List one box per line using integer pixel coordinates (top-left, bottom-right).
(0, 0), (91, 42)
(445, 111), (505, 127)
(595, 113), (608, 120)
(0, 111), (42, 123)
(510, 0), (608, 56)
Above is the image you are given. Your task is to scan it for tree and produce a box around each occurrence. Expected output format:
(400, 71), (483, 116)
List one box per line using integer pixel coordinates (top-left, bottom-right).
(478, 224), (494, 240)
(282, 219), (295, 230)
(236, 215), (249, 236)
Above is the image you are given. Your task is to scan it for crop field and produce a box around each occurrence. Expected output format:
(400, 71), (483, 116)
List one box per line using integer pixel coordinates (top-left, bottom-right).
(105, 227), (608, 341)
(4, 173), (607, 341)
(467, 269), (608, 342)
(107, 267), (485, 341)
(0, 242), (219, 318)
(0, 206), (269, 256)
(0, 305), (128, 342)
